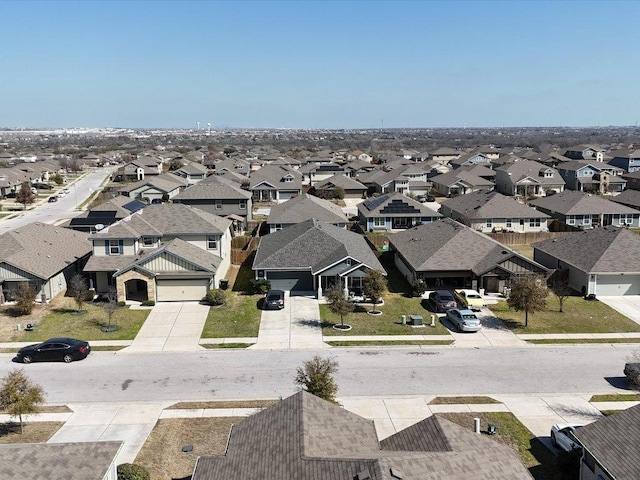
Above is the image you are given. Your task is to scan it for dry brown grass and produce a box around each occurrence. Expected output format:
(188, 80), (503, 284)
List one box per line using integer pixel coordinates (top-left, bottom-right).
(0, 294), (68, 340)
(0, 405), (72, 414)
(0, 422), (64, 443)
(167, 399), (277, 410)
(134, 417), (240, 480)
(429, 396), (500, 405)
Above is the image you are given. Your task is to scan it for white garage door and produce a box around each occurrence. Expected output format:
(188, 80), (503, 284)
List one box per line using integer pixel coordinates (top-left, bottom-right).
(156, 278), (210, 302)
(596, 274), (640, 296)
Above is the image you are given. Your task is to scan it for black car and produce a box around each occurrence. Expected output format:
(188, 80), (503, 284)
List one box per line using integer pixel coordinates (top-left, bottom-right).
(5, 191), (16, 199)
(264, 289), (285, 310)
(33, 183), (53, 190)
(16, 337), (91, 364)
(47, 196), (58, 203)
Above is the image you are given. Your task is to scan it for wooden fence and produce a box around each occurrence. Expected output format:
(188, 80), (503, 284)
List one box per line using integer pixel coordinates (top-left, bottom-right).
(231, 235), (260, 265)
(486, 231), (571, 246)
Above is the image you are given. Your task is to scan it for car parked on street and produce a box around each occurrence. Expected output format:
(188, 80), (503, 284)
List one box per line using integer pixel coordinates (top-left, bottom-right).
(429, 290), (457, 312)
(446, 308), (482, 332)
(454, 289), (486, 311)
(48, 196), (58, 203)
(264, 289), (285, 310)
(550, 423), (583, 452)
(16, 337), (91, 364)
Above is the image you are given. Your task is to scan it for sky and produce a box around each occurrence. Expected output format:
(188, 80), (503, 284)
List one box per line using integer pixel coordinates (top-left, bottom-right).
(0, 0), (638, 129)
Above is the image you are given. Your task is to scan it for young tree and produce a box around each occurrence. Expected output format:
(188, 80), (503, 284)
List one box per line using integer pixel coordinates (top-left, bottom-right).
(15, 182), (35, 210)
(69, 273), (89, 313)
(14, 283), (38, 315)
(507, 275), (548, 327)
(103, 286), (119, 331)
(325, 285), (354, 329)
(51, 173), (64, 185)
(549, 270), (574, 313)
(295, 356), (339, 404)
(0, 369), (45, 434)
(363, 269), (387, 314)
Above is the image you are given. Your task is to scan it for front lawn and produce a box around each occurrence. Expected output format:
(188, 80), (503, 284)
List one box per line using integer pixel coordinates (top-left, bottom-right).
(7, 299), (149, 342)
(320, 294), (450, 336)
(0, 422), (64, 444)
(491, 296), (640, 334)
(201, 292), (262, 338)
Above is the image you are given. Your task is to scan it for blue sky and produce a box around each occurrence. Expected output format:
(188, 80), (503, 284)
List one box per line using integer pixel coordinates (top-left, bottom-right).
(1, 0), (638, 129)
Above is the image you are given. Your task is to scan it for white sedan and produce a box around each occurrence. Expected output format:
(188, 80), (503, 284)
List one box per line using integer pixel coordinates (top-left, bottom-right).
(550, 423), (583, 452)
(446, 308), (482, 332)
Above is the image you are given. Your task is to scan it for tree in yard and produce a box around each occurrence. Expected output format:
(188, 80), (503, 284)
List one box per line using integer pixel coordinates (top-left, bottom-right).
(507, 275), (548, 327)
(69, 273), (89, 313)
(363, 269), (387, 314)
(103, 286), (119, 331)
(325, 285), (354, 329)
(51, 173), (64, 185)
(15, 182), (35, 210)
(0, 369), (45, 434)
(294, 356), (339, 404)
(14, 283), (38, 315)
(549, 269), (574, 313)
(169, 158), (184, 171)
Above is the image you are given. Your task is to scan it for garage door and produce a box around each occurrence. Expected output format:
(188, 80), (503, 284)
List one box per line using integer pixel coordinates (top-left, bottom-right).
(266, 271), (313, 292)
(156, 278), (210, 301)
(596, 274), (640, 296)
(279, 190), (299, 200)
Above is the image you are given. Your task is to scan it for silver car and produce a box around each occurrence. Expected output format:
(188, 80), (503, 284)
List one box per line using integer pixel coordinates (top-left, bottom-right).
(446, 308), (482, 332)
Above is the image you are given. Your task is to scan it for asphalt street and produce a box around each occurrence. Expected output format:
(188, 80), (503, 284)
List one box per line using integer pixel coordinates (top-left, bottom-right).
(1, 345), (635, 404)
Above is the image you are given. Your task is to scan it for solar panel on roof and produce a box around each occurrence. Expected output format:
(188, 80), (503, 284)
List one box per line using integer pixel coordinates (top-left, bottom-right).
(123, 200), (146, 212)
(363, 195), (389, 211)
(380, 200), (420, 214)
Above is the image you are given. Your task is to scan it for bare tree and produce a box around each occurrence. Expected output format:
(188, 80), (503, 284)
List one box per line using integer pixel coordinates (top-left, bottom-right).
(0, 369), (45, 434)
(507, 275), (548, 327)
(69, 273), (89, 313)
(295, 356), (339, 404)
(549, 270), (574, 313)
(103, 286), (119, 331)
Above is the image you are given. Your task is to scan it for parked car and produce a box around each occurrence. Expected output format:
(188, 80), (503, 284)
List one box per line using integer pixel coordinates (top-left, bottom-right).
(4, 191), (17, 198)
(429, 290), (457, 312)
(33, 183), (53, 190)
(151, 198), (162, 204)
(16, 337), (91, 364)
(550, 423), (583, 452)
(56, 190), (66, 198)
(47, 196), (58, 203)
(62, 187), (70, 194)
(264, 289), (285, 310)
(454, 289), (486, 311)
(446, 308), (482, 332)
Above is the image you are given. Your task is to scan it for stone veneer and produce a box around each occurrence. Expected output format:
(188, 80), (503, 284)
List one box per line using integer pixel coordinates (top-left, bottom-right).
(116, 269), (155, 303)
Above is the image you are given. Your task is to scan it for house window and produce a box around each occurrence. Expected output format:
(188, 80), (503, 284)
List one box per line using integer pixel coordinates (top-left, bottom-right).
(486, 218), (493, 228)
(109, 240), (121, 255)
(346, 259), (352, 266)
(239, 201), (246, 210)
(207, 236), (218, 250)
(257, 270), (265, 278)
(142, 237), (155, 247)
(529, 218), (541, 227)
(274, 224), (282, 231)
(567, 215), (575, 225)
(373, 217), (385, 227)
(215, 200), (222, 209)
(505, 218), (512, 228)
(283, 175), (293, 183)
(544, 170), (553, 178)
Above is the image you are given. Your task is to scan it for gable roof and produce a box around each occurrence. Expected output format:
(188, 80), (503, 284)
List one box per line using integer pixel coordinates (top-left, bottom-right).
(267, 194), (346, 225)
(173, 174), (251, 201)
(389, 218), (547, 275)
(529, 191), (638, 215)
(192, 391), (532, 480)
(610, 189), (640, 209)
(532, 226), (640, 273)
(314, 174), (367, 191)
(118, 172), (188, 194)
(253, 219), (384, 274)
(573, 403), (640, 480)
(0, 223), (91, 280)
(358, 192), (442, 219)
(0, 441), (122, 480)
(250, 165), (302, 190)
(496, 159), (564, 186)
(441, 190), (549, 220)
(431, 169), (494, 188)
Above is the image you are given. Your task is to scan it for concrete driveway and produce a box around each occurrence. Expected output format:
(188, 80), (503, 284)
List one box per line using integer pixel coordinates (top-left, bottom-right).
(598, 296), (640, 326)
(442, 308), (529, 348)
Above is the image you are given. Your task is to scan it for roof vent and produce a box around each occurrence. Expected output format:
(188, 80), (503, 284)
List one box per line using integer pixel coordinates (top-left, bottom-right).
(356, 469), (371, 480)
(390, 468), (404, 479)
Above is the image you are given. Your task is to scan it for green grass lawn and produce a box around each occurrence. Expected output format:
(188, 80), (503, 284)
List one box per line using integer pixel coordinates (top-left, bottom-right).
(201, 292), (262, 338)
(429, 396), (499, 405)
(8, 302), (149, 342)
(491, 296), (640, 334)
(320, 294), (450, 336)
(326, 340), (453, 347)
(589, 393), (640, 402)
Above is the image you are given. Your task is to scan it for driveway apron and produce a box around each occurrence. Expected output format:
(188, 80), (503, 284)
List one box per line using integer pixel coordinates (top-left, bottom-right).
(598, 295), (640, 326)
(447, 310), (529, 348)
(121, 302), (209, 353)
(251, 294), (328, 349)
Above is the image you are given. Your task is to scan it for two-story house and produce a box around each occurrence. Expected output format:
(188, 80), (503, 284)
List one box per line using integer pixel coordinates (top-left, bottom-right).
(556, 161), (626, 193)
(83, 204), (233, 302)
(608, 148), (640, 173)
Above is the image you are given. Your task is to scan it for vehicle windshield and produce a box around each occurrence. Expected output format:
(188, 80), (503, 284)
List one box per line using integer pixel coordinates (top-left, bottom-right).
(441, 295), (454, 301)
(267, 295), (281, 301)
(467, 294), (481, 299)
(462, 314), (477, 320)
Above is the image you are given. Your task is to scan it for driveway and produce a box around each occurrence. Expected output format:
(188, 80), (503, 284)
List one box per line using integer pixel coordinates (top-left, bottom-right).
(598, 296), (640, 326)
(443, 309), (529, 348)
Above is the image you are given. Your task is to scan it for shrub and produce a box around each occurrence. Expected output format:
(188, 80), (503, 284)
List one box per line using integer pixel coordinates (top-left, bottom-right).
(410, 279), (427, 297)
(14, 284), (38, 315)
(206, 289), (226, 306)
(51, 173), (64, 185)
(140, 300), (155, 307)
(117, 301), (127, 307)
(250, 278), (271, 294)
(117, 463), (150, 480)
(624, 363), (640, 390)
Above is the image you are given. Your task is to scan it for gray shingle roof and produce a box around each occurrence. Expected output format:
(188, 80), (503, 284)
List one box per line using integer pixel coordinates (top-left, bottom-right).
(118, 172), (188, 194)
(0, 441), (121, 480)
(0, 223), (91, 280)
(532, 226), (640, 273)
(610, 189), (640, 209)
(389, 218), (547, 275)
(431, 169), (494, 188)
(192, 391), (532, 480)
(250, 165), (302, 190)
(267, 194), (346, 225)
(253, 219), (384, 274)
(529, 191), (638, 215)
(358, 192), (442, 219)
(441, 190), (549, 220)
(173, 174), (251, 201)
(314, 174), (367, 191)
(496, 159), (565, 187)
(573, 403), (640, 480)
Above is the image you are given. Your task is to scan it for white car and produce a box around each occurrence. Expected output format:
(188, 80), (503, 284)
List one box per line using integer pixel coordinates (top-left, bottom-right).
(446, 308), (482, 332)
(56, 190), (67, 198)
(550, 423), (583, 452)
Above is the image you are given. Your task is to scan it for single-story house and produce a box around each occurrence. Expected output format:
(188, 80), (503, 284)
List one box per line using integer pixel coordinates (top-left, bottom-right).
(358, 191), (442, 231)
(495, 159), (565, 198)
(0, 222), (92, 303)
(191, 390), (533, 480)
(440, 190), (550, 233)
(431, 169), (494, 197)
(249, 165), (302, 202)
(118, 172), (188, 202)
(84, 204), (232, 302)
(313, 174), (367, 199)
(533, 226), (640, 296)
(266, 193), (347, 233)
(610, 188), (640, 210)
(389, 218), (549, 292)
(174, 161), (209, 184)
(252, 218), (385, 296)
(529, 191), (640, 229)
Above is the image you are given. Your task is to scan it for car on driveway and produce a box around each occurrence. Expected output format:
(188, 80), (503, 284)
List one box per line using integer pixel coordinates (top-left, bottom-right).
(446, 308), (482, 332)
(429, 290), (457, 312)
(16, 338), (91, 364)
(550, 423), (583, 452)
(454, 289), (486, 311)
(264, 289), (285, 310)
